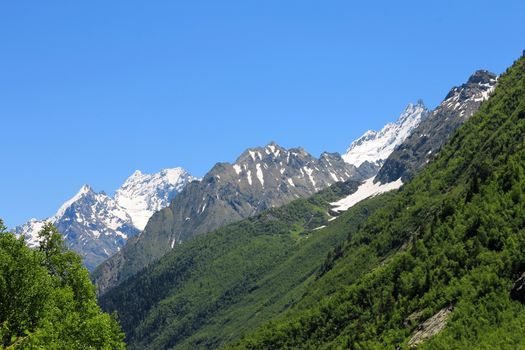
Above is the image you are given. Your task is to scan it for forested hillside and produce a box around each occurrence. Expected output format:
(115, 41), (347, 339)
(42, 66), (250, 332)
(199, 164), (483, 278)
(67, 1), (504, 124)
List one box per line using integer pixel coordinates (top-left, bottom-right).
(99, 180), (391, 349)
(0, 221), (125, 349)
(233, 54), (525, 349)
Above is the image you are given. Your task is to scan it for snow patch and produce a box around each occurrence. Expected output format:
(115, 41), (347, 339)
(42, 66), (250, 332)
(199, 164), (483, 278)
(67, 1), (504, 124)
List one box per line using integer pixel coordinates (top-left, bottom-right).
(303, 167), (317, 190)
(233, 164), (242, 175)
(331, 177), (403, 212)
(329, 172), (339, 182)
(256, 164), (265, 187)
(247, 170), (253, 185)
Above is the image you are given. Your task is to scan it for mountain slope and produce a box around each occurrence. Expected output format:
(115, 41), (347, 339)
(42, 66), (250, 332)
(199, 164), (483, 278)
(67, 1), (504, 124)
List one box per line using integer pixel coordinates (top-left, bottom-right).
(94, 62), (509, 348)
(233, 53), (525, 349)
(93, 143), (367, 293)
(96, 91), (469, 348)
(14, 168), (194, 270)
(342, 101), (429, 168)
(99, 180), (393, 349)
(375, 70), (497, 184)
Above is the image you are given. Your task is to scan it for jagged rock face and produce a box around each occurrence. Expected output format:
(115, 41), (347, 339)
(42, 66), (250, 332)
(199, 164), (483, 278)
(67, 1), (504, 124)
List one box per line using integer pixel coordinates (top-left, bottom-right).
(407, 306), (453, 347)
(54, 188), (140, 271)
(342, 101), (429, 168)
(511, 272), (525, 303)
(14, 168), (194, 271)
(160, 145), (361, 245)
(93, 143), (366, 293)
(375, 70), (498, 184)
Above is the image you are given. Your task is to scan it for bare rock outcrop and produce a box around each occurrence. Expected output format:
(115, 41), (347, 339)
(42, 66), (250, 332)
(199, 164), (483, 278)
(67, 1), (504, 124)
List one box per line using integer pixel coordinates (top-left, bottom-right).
(408, 305), (453, 347)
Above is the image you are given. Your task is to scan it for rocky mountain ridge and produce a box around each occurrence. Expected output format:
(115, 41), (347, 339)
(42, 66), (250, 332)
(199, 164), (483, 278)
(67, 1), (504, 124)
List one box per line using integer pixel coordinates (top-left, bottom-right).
(93, 142), (369, 293)
(375, 70), (498, 184)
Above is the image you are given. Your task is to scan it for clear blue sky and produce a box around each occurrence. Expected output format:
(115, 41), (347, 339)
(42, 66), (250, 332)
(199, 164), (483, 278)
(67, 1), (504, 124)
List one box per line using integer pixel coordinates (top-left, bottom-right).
(1, 0), (524, 228)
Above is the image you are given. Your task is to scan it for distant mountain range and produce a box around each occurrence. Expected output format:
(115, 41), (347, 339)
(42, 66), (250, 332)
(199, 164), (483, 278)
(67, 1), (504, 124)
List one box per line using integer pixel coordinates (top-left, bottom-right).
(14, 67), (495, 277)
(13, 85), (469, 277)
(14, 168), (196, 270)
(92, 101), (435, 292)
(13, 96), (429, 274)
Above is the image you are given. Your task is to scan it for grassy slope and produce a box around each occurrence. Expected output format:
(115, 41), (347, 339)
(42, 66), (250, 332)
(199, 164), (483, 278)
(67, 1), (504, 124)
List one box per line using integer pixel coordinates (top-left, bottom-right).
(232, 55), (525, 349)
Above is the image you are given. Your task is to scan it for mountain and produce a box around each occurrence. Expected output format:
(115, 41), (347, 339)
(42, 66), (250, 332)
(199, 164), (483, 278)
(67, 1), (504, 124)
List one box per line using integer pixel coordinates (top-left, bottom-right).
(14, 168), (195, 271)
(97, 53), (525, 350)
(98, 179), (375, 350)
(93, 101), (439, 349)
(114, 168), (196, 230)
(93, 142), (368, 293)
(332, 71), (497, 214)
(375, 70), (498, 184)
(342, 101), (429, 169)
(14, 185), (138, 271)
(231, 54), (525, 349)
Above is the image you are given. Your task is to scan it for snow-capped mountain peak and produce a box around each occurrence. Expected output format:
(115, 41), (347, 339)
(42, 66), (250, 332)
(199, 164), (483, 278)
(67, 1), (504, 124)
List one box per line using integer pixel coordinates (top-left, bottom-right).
(342, 101), (429, 167)
(114, 167), (198, 230)
(373, 70), (497, 185)
(14, 167), (196, 270)
(53, 184), (93, 220)
(131, 170), (143, 177)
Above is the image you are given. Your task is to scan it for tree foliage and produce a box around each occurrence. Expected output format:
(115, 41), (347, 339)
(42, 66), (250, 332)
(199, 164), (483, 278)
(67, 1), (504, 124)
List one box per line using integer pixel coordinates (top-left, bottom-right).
(0, 221), (125, 349)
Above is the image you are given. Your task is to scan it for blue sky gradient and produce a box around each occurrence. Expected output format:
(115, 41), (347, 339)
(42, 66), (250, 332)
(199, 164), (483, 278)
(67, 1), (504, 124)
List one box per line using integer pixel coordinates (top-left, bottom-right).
(1, 0), (524, 227)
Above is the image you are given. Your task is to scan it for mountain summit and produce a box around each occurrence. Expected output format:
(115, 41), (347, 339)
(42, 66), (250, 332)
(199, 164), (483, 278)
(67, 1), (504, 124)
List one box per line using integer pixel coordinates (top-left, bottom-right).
(93, 142), (368, 293)
(114, 167), (195, 230)
(375, 70), (498, 184)
(342, 101), (429, 168)
(14, 168), (196, 270)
